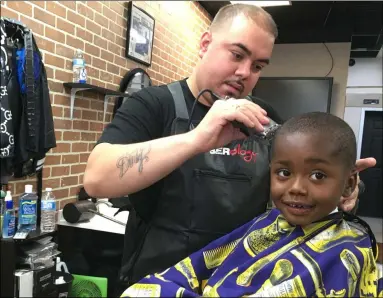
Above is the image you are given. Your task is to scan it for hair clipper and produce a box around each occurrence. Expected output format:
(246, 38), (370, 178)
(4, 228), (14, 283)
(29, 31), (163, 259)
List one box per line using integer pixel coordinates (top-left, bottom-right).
(221, 95), (281, 140)
(232, 118), (280, 140)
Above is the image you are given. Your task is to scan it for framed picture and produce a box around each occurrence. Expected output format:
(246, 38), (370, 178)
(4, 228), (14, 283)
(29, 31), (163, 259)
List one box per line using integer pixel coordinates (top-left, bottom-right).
(125, 2), (155, 66)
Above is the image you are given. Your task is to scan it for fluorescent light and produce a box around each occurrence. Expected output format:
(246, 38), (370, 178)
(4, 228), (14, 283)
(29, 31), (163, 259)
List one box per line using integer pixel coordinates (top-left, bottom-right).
(230, 1), (291, 7)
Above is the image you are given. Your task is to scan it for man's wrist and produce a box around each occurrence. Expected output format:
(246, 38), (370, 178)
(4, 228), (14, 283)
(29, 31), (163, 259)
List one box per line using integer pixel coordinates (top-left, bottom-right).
(176, 131), (203, 158)
(184, 130), (205, 155)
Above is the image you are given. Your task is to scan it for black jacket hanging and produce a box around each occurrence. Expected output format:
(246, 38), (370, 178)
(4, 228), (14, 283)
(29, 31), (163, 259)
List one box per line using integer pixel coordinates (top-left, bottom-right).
(0, 18), (15, 181)
(1, 17), (56, 179)
(0, 19), (14, 158)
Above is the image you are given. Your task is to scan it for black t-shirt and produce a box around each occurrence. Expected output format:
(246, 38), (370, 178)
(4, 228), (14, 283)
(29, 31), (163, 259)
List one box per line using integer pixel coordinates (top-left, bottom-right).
(98, 78), (209, 146)
(97, 79), (209, 220)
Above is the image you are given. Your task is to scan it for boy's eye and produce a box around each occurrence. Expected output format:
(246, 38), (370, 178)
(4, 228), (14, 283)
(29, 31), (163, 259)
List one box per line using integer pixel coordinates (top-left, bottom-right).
(310, 172), (326, 180)
(277, 169), (290, 177)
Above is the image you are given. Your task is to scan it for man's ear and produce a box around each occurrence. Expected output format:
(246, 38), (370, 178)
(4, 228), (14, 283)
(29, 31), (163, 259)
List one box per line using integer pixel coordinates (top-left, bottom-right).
(342, 171), (358, 198)
(199, 31), (212, 58)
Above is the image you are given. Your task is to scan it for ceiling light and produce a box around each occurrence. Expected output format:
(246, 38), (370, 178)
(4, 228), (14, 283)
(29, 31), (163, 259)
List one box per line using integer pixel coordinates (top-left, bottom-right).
(230, 1), (291, 7)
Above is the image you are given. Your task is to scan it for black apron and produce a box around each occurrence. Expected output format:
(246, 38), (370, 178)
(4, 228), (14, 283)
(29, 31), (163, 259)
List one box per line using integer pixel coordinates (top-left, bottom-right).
(118, 82), (271, 290)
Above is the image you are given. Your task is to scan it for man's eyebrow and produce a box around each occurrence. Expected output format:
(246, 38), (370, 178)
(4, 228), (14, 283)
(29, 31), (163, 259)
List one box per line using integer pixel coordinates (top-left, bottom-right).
(232, 43), (270, 64)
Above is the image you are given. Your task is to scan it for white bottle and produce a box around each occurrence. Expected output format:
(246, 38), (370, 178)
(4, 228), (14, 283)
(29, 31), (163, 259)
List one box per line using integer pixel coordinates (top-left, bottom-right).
(2, 191), (16, 238)
(72, 49), (87, 83)
(40, 188), (56, 233)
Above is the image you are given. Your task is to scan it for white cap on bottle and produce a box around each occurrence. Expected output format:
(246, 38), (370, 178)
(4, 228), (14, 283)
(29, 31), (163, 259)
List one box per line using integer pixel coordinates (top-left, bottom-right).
(46, 187), (52, 191)
(5, 190), (12, 201)
(25, 184), (33, 193)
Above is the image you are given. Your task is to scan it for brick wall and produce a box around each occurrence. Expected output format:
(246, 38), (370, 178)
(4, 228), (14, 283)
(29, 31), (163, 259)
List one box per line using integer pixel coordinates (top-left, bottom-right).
(1, 1), (212, 208)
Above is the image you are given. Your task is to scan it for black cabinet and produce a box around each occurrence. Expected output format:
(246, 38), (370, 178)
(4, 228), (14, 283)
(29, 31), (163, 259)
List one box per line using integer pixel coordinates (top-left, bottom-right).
(0, 230), (56, 297)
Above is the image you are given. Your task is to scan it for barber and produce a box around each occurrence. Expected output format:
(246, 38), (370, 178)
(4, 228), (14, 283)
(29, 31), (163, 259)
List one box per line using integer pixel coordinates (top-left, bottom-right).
(84, 3), (376, 292)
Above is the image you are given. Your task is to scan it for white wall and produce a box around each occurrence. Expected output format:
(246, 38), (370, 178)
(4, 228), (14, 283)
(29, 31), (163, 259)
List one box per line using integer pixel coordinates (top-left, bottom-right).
(262, 43), (351, 118)
(344, 57), (382, 148)
(347, 58), (383, 88)
(344, 58), (382, 140)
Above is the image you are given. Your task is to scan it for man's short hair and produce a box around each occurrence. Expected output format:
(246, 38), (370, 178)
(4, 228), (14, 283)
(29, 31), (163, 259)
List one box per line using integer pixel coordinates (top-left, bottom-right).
(210, 3), (278, 39)
(273, 112), (357, 171)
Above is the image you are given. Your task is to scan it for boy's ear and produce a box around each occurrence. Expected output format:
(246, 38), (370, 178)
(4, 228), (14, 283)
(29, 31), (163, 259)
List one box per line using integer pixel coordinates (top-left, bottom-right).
(342, 171), (358, 198)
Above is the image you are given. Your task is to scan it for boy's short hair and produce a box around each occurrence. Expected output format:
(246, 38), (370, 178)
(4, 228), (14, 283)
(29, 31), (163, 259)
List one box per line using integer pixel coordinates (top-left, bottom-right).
(210, 3), (278, 39)
(273, 112), (357, 171)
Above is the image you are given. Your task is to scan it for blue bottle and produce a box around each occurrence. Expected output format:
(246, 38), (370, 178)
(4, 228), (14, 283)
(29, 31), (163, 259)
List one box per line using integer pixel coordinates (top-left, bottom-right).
(18, 185), (37, 231)
(2, 190), (16, 238)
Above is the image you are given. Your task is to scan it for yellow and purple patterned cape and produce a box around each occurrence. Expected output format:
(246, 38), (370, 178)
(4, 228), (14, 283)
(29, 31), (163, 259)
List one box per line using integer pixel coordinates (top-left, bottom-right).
(122, 209), (383, 297)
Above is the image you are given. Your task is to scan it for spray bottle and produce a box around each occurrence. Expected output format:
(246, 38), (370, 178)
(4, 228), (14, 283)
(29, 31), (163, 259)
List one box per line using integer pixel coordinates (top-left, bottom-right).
(2, 190), (16, 238)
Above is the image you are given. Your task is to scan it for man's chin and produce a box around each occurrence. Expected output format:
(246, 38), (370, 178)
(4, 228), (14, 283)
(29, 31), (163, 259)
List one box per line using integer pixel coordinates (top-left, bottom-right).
(220, 92), (242, 99)
(220, 85), (243, 98)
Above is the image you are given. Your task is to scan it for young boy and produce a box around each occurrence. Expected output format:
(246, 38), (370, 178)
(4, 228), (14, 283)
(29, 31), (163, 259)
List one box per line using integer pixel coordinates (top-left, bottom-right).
(122, 112), (382, 297)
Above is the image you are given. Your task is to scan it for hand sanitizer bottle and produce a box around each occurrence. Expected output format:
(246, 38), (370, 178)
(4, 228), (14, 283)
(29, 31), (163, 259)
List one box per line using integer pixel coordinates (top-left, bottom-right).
(18, 185), (37, 232)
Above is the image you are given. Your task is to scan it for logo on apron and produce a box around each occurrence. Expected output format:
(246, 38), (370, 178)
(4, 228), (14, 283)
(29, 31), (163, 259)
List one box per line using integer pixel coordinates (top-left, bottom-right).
(210, 144), (257, 163)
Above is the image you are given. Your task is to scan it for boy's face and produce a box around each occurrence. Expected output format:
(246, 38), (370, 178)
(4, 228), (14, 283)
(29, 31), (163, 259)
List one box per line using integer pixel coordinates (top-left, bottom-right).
(270, 132), (356, 226)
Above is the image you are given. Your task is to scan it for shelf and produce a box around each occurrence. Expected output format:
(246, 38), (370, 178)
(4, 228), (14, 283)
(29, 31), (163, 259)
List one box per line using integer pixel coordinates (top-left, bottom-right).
(1, 229), (56, 244)
(63, 82), (127, 121)
(16, 230), (56, 244)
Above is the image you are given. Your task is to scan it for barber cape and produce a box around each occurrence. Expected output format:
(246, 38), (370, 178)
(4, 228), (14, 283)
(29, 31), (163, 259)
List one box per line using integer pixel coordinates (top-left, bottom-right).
(122, 208), (383, 297)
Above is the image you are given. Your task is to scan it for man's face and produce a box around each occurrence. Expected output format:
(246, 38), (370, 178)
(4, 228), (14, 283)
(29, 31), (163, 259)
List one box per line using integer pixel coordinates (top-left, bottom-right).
(270, 132), (355, 226)
(197, 14), (275, 102)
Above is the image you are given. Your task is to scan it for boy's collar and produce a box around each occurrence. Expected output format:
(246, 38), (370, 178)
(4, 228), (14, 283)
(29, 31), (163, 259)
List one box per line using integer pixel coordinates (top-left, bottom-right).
(276, 207), (341, 235)
(301, 209), (343, 235)
(330, 207), (338, 214)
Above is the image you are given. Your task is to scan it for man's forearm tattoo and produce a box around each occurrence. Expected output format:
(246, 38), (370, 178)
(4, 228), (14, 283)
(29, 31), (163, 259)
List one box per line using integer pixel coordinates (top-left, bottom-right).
(116, 145), (151, 178)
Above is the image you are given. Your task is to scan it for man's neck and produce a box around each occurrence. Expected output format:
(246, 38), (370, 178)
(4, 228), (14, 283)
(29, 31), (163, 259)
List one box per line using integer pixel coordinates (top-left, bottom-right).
(186, 75), (212, 107)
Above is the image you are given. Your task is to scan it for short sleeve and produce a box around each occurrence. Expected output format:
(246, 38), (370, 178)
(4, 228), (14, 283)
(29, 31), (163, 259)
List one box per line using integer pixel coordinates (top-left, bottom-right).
(97, 86), (174, 145)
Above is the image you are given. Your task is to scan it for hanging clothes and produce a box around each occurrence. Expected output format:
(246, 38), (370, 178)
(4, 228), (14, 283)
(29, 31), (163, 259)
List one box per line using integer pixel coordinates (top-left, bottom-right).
(0, 18), (15, 183)
(0, 17), (56, 183)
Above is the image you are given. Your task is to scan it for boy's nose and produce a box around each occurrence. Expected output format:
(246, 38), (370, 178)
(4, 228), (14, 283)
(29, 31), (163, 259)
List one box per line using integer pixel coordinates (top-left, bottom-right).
(288, 177), (308, 196)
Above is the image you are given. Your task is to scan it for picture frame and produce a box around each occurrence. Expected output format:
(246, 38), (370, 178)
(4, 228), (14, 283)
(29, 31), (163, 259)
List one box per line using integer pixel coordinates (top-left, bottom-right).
(125, 2), (155, 66)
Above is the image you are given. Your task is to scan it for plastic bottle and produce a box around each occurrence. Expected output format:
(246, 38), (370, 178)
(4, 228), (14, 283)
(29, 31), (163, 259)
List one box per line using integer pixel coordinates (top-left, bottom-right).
(72, 49), (87, 83)
(18, 184), (37, 231)
(2, 190), (16, 238)
(40, 187), (56, 233)
(0, 188), (5, 237)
